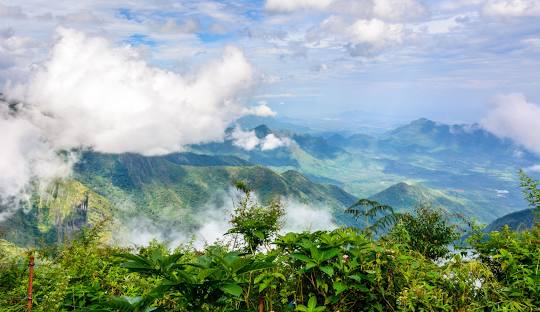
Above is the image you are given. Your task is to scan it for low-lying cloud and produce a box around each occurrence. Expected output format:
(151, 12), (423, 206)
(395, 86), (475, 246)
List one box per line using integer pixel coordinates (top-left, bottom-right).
(230, 126), (291, 151)
(481, 93), (540, 154)
(114, 195), (337, 250)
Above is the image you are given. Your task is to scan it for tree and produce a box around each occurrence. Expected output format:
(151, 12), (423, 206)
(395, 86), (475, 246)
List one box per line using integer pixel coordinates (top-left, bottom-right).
(346, 199), (401, 236)
(392, 205), (460, 260)
(227, 181), (285, 253)
(519, 170), (540, 218)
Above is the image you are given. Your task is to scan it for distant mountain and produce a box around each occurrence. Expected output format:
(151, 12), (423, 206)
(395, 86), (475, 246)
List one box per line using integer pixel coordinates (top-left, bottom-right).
(379, 118), (520, 157)
(193, 124), (344, 164)
(190, 120), (537, 223)
(253, 124), (273, 138)
(292, 133), (344, 159)
(485, 209), (538, 232)
(368, 182), (474, 217)
(74, 152), (355, 211)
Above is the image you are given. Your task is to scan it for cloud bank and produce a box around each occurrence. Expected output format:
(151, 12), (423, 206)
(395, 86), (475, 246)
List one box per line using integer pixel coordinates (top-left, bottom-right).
(482, 93), (540, 154)
(0, 28), (270, 211)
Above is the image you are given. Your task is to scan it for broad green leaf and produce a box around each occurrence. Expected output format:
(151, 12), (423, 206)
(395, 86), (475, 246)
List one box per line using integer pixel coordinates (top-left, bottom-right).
(320, 265), (334, 277)
(220, 283), (243, 297)
(333, 282), (348, 295)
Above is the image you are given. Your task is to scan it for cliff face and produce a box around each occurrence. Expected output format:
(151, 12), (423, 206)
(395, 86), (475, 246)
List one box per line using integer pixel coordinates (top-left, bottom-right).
(0, 180), (111, 246)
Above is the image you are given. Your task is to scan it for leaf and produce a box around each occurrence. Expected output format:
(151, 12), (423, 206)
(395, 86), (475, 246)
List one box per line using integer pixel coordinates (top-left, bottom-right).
(291, 253), (312, 262)
(308, 296), (318, 309)
(319, 248), (339, 262)
(305, 261), (317, 271)
(348, 274), (366, 282)
(320, 266), (334, 277)
(220, 283), (243, 297)
(333, 282), (348, 295)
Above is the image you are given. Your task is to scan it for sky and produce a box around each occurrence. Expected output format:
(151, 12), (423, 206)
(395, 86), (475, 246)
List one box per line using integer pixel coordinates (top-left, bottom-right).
(1, 0), (540, 124)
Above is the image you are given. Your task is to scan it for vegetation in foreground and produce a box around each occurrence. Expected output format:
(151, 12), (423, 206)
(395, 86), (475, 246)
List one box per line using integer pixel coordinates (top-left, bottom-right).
(1, 173), (539, 311)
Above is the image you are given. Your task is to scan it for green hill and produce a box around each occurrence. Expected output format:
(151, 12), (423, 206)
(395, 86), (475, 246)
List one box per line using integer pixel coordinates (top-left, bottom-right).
(368, 182), (474, 217)
(1, 151), (358, 246)
(485, 209), (538, 232)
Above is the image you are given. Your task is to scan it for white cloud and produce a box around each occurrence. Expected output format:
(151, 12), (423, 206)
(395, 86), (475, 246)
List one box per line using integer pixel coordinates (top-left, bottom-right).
(265, 0), (334, 12)
(243, 102), (277, 117)
(303, 0), (426, 57)
(231, 127), (261, 151)
(230, 126), (290, 151)
(7, 28), (253, 155)
(527, 164), (540, 173)
(483, 0), (540, 17)
(481, 93), (540, 154)
(373, 0), (427, 21)
(0, 104), (72, 213)
(281, 200), (336, 232)
(348, 18), (405, 47)
(265, 0), (427, 20)
(261, 133), (288, 150)
(0, 28), (263, 210)
(319, 16), (407, 56)
(438, 0), (484, 12)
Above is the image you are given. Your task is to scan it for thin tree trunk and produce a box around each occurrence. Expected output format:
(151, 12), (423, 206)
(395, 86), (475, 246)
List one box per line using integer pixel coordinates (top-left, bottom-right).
(27, 253), (34, 312)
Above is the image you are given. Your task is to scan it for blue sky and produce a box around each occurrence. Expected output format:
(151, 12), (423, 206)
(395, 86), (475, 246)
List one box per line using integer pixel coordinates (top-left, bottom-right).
(1, 0), (540, 123)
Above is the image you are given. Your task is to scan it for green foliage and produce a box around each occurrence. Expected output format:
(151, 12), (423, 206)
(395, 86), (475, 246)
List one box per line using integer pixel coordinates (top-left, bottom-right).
(227, 181), (285, 253)
(390, 205), (461, 260)
(346, 198), (401, 235)
(115, 244), (275, 311)
(520, 169), (540, 210)
(469, 225), (540, 310)
(2, 179), (540, 311)
(0, 225), (154, 311)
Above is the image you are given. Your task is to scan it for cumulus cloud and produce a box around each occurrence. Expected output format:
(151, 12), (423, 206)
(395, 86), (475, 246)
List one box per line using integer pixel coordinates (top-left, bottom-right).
(0, 28), (265, 213)
(481, 93), (540, 154)
(300, 0), (425, 56)
(317, 16), (408, 56)
(483, 0), (540, 17)
(230, 126), (291, 151)
(265, 0), (334, 12)
(243, 102), (277, 117)
(7, 28), (254, 155)
(346, 18), (406, 54)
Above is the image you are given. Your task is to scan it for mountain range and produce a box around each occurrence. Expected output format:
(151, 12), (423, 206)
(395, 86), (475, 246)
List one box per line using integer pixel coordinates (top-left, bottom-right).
(1, 116), (539, 246)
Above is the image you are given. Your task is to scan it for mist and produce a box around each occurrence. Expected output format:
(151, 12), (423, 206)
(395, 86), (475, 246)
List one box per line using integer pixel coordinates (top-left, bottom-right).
(112, 192), (337, 250)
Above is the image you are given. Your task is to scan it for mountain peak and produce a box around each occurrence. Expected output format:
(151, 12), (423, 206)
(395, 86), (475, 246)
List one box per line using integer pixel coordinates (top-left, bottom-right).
(409, 118), (437, 127)
(253, 124), (272, 138)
